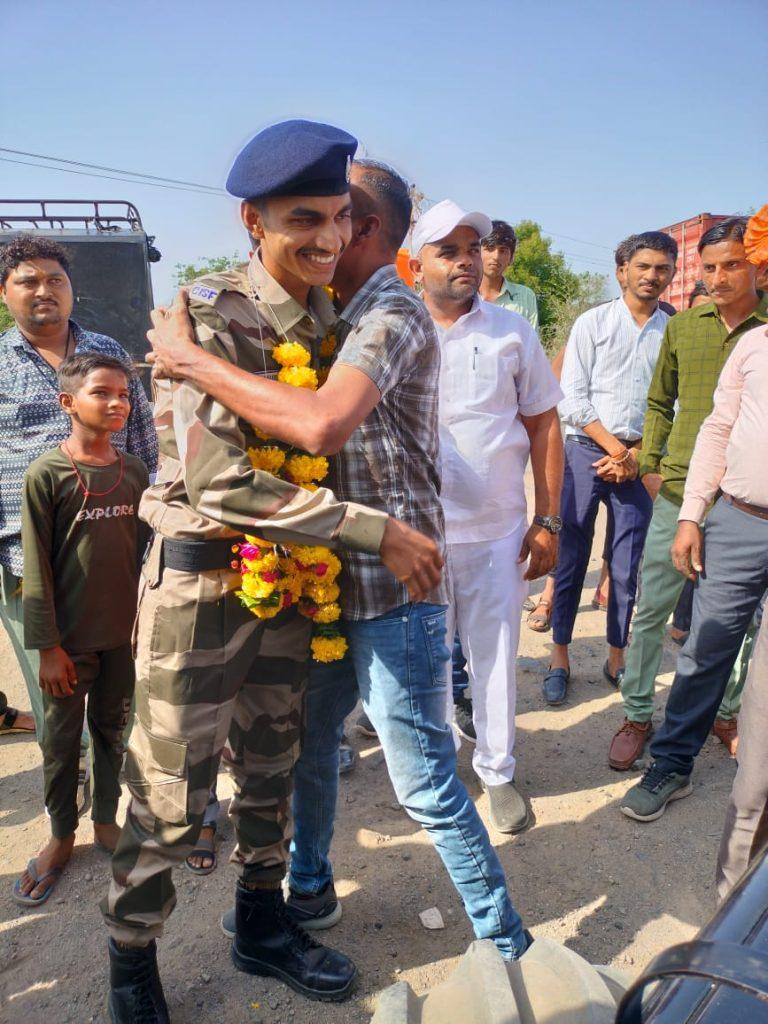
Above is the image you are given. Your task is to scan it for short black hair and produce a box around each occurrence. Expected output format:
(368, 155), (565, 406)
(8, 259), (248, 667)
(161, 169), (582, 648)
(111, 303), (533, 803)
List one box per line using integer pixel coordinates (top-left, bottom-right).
(482, 220), (517, 252)
(614, 231), (678, 267)
(698, 216), (748, 254)
(0, 233), (71, 286)
(688, 281), (710, 307)
(353, 159), (412, 251)
(58, 352), (132, 395)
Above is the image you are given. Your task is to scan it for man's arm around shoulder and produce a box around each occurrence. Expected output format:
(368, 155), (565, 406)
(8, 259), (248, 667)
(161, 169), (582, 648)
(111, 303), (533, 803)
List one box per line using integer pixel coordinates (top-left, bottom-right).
(148, 290), (380, 455)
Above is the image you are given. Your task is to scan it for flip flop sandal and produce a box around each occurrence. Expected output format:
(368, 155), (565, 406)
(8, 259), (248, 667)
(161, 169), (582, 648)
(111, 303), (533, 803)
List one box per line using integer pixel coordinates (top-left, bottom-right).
(527, 600), (552, 633)
(0, 707), (35, 735)
(185, 831), (217, 876)
(13, 857), (64, 906)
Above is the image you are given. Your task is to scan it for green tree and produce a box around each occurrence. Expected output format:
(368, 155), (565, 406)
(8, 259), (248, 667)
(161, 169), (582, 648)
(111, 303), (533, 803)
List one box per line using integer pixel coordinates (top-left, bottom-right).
(0, 300), (13, 333)
(509, 221), (607, 354)
(174, 253), (243, 287)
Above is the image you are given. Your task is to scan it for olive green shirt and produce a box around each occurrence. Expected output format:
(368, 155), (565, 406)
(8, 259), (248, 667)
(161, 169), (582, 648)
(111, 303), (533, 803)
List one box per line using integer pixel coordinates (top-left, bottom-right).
(22, 447), (150, 652)
(637, 295), (768, 505)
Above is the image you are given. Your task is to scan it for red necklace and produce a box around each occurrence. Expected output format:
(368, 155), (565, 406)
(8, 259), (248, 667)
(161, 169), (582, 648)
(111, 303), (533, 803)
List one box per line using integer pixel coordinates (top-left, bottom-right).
(62, 442), (125, 499)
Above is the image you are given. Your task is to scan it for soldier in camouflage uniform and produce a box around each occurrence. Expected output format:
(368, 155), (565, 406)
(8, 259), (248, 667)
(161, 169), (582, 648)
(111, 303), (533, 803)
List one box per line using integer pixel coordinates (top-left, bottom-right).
(103, 121), (443, 1022)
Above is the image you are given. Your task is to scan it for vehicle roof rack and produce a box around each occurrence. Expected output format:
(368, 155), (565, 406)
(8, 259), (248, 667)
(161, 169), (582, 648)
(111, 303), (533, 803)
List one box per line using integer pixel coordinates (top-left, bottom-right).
(0, 200), (144, 233)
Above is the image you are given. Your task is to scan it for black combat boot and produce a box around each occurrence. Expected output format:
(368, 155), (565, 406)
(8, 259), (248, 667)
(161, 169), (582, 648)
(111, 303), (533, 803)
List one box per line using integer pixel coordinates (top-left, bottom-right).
(231, 881), (356, 1002)
(107, 938), (170, 1023)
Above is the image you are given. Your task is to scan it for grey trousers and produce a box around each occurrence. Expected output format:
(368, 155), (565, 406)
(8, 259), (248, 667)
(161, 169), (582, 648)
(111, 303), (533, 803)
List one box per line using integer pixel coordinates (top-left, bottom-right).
(716, 611), (768, 900)
(650, 499), (768, 775)
(0, 565), (89, 753)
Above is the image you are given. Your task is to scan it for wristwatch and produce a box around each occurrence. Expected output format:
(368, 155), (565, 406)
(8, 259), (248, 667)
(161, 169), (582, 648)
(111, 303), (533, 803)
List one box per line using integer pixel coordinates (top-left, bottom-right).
(533, 514), (563, 534)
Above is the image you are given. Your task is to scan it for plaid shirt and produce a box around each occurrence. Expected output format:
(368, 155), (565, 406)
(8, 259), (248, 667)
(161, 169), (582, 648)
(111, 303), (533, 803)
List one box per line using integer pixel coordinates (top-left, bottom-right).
(330, 265), (448, 619)
(0, 320), (158, 575)
(638, 295), (768, 505)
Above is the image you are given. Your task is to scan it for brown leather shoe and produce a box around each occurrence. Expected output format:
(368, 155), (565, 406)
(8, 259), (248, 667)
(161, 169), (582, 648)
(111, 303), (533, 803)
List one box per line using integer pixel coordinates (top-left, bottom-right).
(609, 719), (653, 770)
(712, 717), (738, 757)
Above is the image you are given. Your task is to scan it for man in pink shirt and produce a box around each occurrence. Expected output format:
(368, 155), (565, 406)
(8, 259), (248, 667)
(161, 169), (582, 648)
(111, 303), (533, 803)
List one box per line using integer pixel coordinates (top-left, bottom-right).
(621, 305), (768, 822)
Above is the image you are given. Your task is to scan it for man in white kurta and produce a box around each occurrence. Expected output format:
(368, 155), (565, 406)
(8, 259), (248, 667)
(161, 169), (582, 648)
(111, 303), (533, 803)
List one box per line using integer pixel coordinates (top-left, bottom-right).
(410, 200), (563, 833)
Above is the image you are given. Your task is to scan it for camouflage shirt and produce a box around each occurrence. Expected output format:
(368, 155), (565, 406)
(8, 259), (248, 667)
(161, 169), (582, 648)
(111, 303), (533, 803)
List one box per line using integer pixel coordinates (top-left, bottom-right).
(140, 252), (388, 554)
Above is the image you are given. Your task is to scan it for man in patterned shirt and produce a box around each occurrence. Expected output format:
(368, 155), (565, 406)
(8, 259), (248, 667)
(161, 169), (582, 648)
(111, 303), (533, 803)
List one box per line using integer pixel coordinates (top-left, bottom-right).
(609, 218), (768, 772)
(148, 159), (532, 962)
(0, 235), (157, 770)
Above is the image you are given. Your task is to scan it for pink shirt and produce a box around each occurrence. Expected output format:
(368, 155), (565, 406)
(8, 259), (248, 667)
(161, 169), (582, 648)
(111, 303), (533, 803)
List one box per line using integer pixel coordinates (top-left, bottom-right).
(680, 324), (768, 523)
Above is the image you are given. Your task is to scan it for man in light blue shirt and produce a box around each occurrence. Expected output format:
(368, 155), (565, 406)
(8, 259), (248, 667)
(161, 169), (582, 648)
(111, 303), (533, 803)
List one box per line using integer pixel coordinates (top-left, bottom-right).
(479, 220), (539, 329)
(542, 231), (677, 705)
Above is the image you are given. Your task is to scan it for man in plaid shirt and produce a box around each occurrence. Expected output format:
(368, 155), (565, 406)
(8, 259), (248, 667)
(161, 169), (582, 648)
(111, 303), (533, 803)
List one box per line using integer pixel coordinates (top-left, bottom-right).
(148, 160), (531, 958)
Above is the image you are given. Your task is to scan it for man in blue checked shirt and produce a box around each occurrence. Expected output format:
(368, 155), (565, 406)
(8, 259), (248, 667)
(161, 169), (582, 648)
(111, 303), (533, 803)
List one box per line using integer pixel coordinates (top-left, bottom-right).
(542, 231), (677, 706)
(0, 235), (157, 790)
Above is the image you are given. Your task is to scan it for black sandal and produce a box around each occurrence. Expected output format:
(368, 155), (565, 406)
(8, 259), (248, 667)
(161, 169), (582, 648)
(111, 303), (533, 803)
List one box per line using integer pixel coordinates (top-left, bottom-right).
(0, 707), (35, 735)
(185, 825), (217, 876)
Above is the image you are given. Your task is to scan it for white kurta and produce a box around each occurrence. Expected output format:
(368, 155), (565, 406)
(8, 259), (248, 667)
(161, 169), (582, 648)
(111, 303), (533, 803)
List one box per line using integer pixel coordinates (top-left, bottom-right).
(438, 297), (562, 784)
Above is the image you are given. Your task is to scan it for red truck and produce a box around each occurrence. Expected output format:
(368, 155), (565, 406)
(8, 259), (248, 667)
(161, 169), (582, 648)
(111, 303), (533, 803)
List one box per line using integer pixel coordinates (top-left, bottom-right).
(658, 213), (733, 310)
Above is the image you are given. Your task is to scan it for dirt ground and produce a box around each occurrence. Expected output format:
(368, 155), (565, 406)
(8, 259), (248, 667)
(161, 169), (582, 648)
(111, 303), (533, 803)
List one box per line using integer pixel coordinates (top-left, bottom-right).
(0, 503), (737, 1024)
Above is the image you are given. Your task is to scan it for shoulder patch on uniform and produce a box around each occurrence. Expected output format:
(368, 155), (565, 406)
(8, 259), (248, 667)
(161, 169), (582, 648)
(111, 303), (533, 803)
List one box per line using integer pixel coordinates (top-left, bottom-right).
(189, 283), (220, 304)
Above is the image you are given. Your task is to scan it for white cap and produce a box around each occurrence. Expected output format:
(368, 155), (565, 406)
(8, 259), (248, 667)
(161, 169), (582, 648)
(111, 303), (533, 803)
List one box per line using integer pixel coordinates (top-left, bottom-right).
(411, 199), (492, 255)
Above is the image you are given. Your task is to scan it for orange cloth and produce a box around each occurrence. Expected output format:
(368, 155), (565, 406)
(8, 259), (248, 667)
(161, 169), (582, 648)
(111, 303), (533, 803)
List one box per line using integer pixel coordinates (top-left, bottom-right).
(744, 204), (768, 266)
(395, 248), (415, 288)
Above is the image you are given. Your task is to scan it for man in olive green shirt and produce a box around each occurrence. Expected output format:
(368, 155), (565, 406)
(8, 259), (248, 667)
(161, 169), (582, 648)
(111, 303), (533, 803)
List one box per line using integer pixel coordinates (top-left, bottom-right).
(479, 220), (539, 328)
(608, 217), (768, 772)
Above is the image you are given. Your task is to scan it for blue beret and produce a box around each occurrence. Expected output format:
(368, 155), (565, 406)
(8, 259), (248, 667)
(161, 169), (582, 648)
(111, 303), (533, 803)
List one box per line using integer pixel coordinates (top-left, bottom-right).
(226, 119), (357, 202)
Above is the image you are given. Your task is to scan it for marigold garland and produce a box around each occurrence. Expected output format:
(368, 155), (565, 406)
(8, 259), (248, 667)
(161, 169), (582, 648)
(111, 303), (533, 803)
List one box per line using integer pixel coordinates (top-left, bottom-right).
(236, 328), (347, 660)
(278, 365), (318, 390)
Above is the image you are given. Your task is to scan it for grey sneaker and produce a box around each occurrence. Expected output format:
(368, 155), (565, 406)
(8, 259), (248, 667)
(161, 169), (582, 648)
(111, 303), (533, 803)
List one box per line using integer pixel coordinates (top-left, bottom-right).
(620, 762), (692, 822)
(484, 781), (530, 834)
(220, 881), (342, 939)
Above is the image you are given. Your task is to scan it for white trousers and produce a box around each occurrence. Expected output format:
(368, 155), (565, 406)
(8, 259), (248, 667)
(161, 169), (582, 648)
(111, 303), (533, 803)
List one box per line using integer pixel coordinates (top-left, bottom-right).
(445, 523), (528, 786)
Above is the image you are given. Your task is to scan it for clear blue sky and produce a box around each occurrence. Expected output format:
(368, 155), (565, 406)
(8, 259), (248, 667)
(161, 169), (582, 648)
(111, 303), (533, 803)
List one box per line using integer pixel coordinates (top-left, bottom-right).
(2, 0), (765, 302)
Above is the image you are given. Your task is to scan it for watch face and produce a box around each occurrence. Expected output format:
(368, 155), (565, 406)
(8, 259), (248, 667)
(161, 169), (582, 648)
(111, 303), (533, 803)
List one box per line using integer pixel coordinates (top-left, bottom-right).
(537, 514), (562, 533)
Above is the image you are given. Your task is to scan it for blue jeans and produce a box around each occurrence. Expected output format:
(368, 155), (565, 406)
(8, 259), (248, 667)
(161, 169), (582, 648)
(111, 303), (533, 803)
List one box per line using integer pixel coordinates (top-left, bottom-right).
(291, 648), (359, 897)
(290, 601), (527, 959)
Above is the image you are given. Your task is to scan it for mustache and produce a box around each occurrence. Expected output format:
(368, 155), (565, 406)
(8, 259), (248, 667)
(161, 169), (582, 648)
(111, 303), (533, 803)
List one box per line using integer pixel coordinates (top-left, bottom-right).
(298, 247), (342, 257)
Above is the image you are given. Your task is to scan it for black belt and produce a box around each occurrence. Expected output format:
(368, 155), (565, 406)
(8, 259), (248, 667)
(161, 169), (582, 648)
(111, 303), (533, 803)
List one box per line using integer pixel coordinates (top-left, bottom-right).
(162, 536), (244, 573)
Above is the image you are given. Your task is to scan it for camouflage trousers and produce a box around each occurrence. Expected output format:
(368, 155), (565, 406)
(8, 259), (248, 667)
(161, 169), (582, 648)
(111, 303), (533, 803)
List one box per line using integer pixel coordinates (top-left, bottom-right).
(101, 536), (310, 946)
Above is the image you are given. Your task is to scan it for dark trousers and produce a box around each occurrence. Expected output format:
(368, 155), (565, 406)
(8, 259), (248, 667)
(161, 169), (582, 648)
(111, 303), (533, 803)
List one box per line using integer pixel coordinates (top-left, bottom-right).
(652, 499), (768, 776)
(43, 643), (135, 838)
(672, 579), (695, 634)
(552, 437), (652, 648)
(451, 633), (469, 700)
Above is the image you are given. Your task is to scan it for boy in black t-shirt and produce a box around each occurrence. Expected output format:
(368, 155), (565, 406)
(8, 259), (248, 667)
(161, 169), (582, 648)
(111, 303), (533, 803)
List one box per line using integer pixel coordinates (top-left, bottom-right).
(14, 353), (149, 905)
